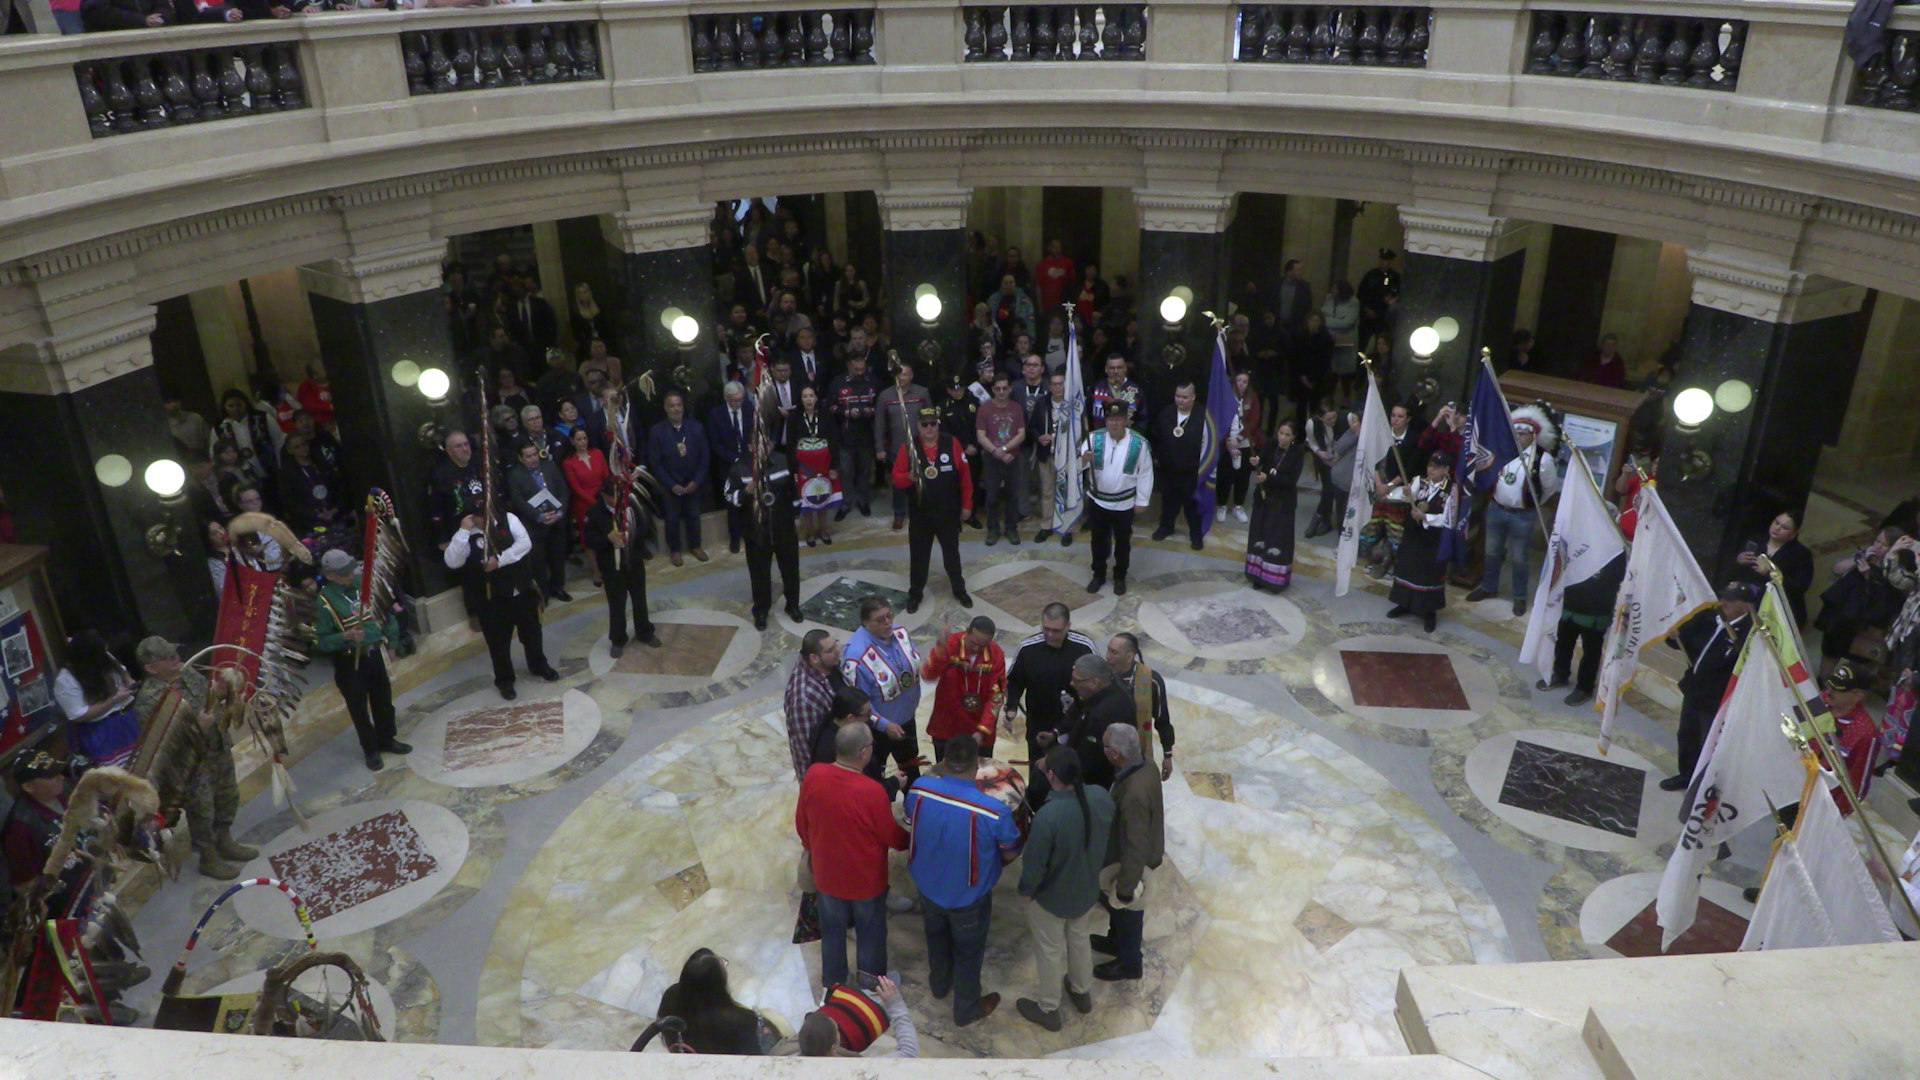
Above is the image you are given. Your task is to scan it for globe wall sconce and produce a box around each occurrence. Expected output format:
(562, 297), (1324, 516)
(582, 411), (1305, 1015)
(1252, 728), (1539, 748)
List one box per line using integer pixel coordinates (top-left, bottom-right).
(1670, 386), (1720, 481)
(1712, 379), (1753, 415)
(94, 453), (134, 488)
(1159, 287), (1193, 330)
(913, 285), (943, 328)
(390, 360), (421, 388)
(93, 452), (187, 556)
(1672, 387), (1714, 434)
(1409, 325), (1441, 365)
(661, 307), (701, 350)
(417, 367), (452, 406)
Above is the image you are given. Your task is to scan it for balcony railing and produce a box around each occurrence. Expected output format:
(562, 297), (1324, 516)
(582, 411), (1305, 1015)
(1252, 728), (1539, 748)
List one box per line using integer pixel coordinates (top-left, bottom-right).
(1849, 28), (1918, 111)
(690, 10), (875, 70)
(401, 22), (602, 94)
(963, 5), (1146, 61)
(1525, 12), (1743, 91)
(75, 41), (304, 137)
(1234, 6), (1430, 67)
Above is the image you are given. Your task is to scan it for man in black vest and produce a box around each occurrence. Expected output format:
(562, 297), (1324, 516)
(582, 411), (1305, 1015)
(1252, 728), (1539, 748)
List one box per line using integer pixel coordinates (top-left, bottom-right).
(1660, 583), (1756, 790)
(444, 505), (559, 700)
(891, 406), (975, 614)
(724, 446), (803, 630)
(1151, 382), (1209, 550)
(583, 478), (662, 658)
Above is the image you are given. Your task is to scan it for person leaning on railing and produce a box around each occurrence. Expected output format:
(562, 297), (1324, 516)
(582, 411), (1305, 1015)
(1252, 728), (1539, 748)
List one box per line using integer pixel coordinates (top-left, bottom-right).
(81, 0), (171, 31)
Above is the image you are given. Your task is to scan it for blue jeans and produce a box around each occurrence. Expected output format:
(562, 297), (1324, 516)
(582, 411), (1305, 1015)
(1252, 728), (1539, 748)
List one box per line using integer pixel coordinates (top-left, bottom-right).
(891, 485), (910, 520)
(1480, 503), (1536, 603)
(817, 889), (889, 990)
(662, 489), (702, 553)
(923, 893), (994, 1023)
(1107, 903), (1144, 973)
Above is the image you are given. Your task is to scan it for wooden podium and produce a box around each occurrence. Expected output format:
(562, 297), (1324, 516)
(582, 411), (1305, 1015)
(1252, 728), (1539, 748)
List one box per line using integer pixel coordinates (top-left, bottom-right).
(1497, 372), (1648, 506)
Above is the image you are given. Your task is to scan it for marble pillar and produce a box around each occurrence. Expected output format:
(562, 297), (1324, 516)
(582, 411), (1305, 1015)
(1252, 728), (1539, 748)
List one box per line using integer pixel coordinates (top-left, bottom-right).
(1657, 254), (1868, 577)
(302, 247), (458, 598)
(878, 190), (970, 383)
(609, 206), (719, 414)
(0, 303), (216, 643)
(1394, 209), (1527, 407)
(1134, 192), (1235, 410)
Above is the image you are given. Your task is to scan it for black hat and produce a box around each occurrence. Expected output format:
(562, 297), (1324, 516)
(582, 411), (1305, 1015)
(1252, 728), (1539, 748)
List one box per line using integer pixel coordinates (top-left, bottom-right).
(1718, 582), (1761, 605)
(1379, 248), (1397, 260)
(1102, 400), (1131, 418)
(917, 406), (942, 422)
(12, 750), (63, 786)
(947, 374), (966, 389)
(1826, 663), (1865, 694)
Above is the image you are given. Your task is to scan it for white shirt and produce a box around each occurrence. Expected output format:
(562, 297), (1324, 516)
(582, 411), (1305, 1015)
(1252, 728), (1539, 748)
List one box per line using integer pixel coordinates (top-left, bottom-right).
(799, 353), (820, 383)
(54, 668), (126, 722)
(443, 513), (533, 570)
(1081, 429), (1154, 510)
(1494, 444), (1561, 510)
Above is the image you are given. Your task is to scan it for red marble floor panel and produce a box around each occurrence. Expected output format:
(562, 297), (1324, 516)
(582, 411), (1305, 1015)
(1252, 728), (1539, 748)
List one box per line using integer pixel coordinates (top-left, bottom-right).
(613, 623), (738, 677)
(1339, 650), (1471, 710)
(268, 810), (439, 922)
(442, 701), (565, 771)
(975, 567), (1098, 624)
(1605, 897), (1749, 957)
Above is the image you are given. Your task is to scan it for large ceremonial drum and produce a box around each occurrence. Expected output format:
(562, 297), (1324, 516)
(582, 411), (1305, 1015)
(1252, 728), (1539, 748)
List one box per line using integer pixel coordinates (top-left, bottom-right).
(973, 758), (1032, 840)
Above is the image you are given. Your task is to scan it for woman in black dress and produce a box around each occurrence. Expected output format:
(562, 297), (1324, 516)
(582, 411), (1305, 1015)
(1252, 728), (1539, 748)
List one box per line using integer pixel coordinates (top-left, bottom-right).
(1730, 510), (1814, 627)
(1387, 450), (1453, 632)
(647, 948), (769, 1055)
(1245, 419), (1306, 593)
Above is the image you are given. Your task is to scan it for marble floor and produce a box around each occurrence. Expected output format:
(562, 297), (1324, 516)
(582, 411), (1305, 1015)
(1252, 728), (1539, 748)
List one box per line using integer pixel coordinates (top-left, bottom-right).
(119, 485), (1886, 1057)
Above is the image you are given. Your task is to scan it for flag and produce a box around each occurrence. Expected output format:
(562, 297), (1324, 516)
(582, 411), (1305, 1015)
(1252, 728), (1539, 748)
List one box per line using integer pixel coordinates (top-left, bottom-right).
(1519, 460), (1626, 683)
(1593, 484), (1715, 752)
(1655, 633), (1810, 949)
(1738, 771), (1901, 951)
(1334, 370), (1395, 597)
(1193, 329), (1236, 542)
(1439, 356), (1521, 564)
(1053, 315), (1086, 532)
(1758, 580), (1836, 739)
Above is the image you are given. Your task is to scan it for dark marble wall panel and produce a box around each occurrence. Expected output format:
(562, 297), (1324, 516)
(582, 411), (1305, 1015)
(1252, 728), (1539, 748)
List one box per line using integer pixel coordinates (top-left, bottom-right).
(1394, 249), (1525, 410)
(1137, 229), (1229, 412)
(0, 366), (216, 644)
(621, 246), (719, 416)
(310, 290), (457, 597)
(882, 228), (968, 384)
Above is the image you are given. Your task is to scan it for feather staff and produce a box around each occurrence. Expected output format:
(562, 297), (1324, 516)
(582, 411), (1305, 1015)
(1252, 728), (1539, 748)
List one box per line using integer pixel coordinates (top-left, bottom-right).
(475, 364), (497, 600)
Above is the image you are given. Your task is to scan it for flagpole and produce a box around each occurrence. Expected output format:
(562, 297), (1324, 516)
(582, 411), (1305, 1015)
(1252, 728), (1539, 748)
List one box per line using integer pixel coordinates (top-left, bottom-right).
(1359, 354), (1409, 489)
(1747, 577), (1920, 932)
(1475, 347), (1554, 540)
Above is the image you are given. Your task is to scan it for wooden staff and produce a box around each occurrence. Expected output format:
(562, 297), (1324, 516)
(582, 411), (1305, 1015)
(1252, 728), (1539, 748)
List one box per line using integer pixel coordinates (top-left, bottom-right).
(476, 364), (496, 600)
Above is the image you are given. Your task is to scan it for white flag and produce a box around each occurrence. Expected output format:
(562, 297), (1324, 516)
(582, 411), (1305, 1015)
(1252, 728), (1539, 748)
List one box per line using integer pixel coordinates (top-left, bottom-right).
(1593, 484), (1715, 752)
(1655, 637), (1810, 949)
(1739, 775), (1901, 951)
(1334, 371), (1394, 598)
(1053, 318), (1086, 532)
(1519, 459), (1626, 682)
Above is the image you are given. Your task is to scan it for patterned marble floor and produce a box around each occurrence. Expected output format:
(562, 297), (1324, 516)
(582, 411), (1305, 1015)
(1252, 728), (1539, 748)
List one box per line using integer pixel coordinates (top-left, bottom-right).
(121, 495), (1874, 1056)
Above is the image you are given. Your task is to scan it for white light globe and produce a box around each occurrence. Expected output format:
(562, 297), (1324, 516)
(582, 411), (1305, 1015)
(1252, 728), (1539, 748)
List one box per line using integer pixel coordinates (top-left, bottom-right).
(1713, 379), (1753, 414)
(1672, 387), (1714, 427)
(390, 360), (421, 388)
(94, 454), (133, 487)
(915, 293), (943, 322)
(417, 367), (451, 403)
(144, 459), (186, 498)
(1159, 294), (1188, 324)
(1409, 325), (1441, 357)
(1433, 316), (1460, 343)
(671, 315), (700, 344)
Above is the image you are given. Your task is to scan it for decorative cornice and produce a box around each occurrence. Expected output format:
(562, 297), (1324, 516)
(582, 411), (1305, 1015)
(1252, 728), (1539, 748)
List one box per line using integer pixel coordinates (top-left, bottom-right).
(0, 305), (155, 396)
(1685, 249), (1867, 324)
(299, 241), (447, 306)
(876, 190), (972, 232)
(1397, 207), (1527, 263)
(1133, 191), (1236, 234)
(607, 207), (712, 254)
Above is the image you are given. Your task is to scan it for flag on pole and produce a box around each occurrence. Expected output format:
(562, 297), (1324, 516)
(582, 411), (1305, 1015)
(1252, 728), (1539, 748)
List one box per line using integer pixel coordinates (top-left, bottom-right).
(1193, 328), (1235, 542)
(1334, 370), (1395, 598)
(1053, 316), (1087, 533)
(1738, 770), (1901, 951)
(1519, 459), (1626, 683)
(1655, 633), (1810, 949)
(1593, 483), (1715, 752)
(1757, 580), (1837, 739)
(1439, 355), (1521, 564)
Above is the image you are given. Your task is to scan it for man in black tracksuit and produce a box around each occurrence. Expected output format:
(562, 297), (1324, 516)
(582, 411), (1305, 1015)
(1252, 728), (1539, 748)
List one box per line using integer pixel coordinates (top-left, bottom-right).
(1005, 604), (1096, 810)
(1660, 583), (1756, 789)
(724, 448), (802, 630)
(892, 406), (974, 614)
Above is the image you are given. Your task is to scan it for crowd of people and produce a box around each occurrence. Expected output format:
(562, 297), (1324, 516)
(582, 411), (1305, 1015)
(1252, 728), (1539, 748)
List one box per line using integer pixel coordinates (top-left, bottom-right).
(39, 0), (568, 35)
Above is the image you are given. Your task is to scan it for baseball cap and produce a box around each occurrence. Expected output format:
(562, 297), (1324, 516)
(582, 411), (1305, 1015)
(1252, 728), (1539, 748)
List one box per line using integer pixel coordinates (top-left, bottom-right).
(135, 636), (179, 665)
(320, 549), (361, 576)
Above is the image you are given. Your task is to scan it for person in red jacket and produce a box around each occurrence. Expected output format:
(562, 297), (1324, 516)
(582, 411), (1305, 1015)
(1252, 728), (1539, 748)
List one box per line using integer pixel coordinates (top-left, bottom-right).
(796, 724), (910, 991)
(296, 360), (336, 431)
(892, 406), (974, 613)
(922, 614), (1007, 759)
(1033, 240), (1076, 312)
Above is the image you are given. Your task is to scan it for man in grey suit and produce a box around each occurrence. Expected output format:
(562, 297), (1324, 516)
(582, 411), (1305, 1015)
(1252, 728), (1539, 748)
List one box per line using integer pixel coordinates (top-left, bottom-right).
(507, 438), (572, 601)
(874, 359), (934, 532)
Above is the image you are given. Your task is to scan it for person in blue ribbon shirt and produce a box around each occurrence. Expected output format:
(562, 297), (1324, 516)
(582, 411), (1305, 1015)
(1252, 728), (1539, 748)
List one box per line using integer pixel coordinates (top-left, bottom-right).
(842, 596), (924, 785)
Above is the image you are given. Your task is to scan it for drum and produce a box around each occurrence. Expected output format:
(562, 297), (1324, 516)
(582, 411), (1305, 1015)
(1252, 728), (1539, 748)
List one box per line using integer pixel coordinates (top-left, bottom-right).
(972, 758), (1032, 841)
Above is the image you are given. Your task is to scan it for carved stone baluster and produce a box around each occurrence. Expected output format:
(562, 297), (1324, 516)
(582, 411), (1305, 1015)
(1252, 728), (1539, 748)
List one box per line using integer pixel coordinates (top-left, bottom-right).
(1609, 16), (1637, 80)
(217, 49), (246, 114)
(1660, 20), (1691, 86)
(1101, 4), (1122, 58)
(1554, 15), (1584, 75)
(1055, 7), (1077, 58)
(1526, 13), (1555, 75)
(273, 43), (304, 108)
(1123, 5), (1145, 58)
(714, 15), (739, 70)
(1579, 16), (1607, 78)
(738, 15), (762, 67)
(1032, 6), (1055, 59)
(804, 12), (828, 65)
(1687, 19), (1719, 87)
(830, 11), (852, 63)
(242, 45), (276, 112)
(692, 16), (715, 72)
(131, 58), (167, 128)
(550, 26), (576, 80)
(963, 8), (984, 60)
(982, 7), (1008, 60)
(574, 22), (600, 77)
(1332, 8), (1356, 65)
(1308, 8), (1331, 63)
(852, 10), (876, 63)
(784, 13), (805, 66)
(1011, 7), (1032, 60)
(428, 30), (454, 91)
(1849, 52), (1887, 106)
(161, 55), (196, 123)
(1239, 5), (1261, 61)
(1633, 17), (1666, 83)
(1356, 8), (1381, 65)
(451, 30), (474, 89)
(1287, 7), (1311, 62)
(1076, 6), (1098, 58)
(1257, 7), (1281, 62)
(104, 61), (138, 134)
(1381, 9), (1406, 66)
(1408, 8), (1430, 66)
(194, 51), (224, 118)
(478, 28), (502, 87)
(527, 26), (550, 81)
(760, 15), (784, 68)
(403, 32), (429, 93)
(75, 63), (113, 137)
(1888, 37), (1917, 109)
(1716, 22), (1744, 90)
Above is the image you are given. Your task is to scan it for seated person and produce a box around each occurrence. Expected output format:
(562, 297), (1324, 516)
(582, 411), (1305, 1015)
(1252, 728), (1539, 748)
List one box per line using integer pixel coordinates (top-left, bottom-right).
(641, 948), (772, 1055)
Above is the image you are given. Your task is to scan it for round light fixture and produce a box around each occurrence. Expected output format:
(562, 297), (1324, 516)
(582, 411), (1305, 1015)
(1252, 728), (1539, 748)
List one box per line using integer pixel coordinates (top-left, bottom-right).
(417, 367), (451, 404)
(914, 291), (943, 323)
(1713, 379), (1753, 414)
(1672, 387), (1714, 431)
(94, 453), (133, 488)
(1433, 316), (1460, 343)
(658, 306), (686, 331)
(1409, 325), (1441, 358)
(390, 359), (421, 388)
(1159, 293), (1188, 324)
(670, 315), (700, 344)
(143, 458), (186, 498)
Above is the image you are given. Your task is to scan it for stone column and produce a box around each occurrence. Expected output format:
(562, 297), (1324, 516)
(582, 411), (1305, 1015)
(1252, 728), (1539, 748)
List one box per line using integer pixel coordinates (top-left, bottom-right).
(878, 190), (971, 383)
(300, 241), (456, 600)
(1393, 208), (1528, 407)
(1658, 252), (1868, 575)
(607, 204), (719, 414)
(1134, 191), (1235, 409)
(0, 291), (216, 643)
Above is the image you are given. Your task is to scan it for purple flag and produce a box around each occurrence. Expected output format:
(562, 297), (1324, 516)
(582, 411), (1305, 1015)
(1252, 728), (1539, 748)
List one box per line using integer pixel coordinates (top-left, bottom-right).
(1194, 329), (1236, 541)
(1438, 355), (1520, 564)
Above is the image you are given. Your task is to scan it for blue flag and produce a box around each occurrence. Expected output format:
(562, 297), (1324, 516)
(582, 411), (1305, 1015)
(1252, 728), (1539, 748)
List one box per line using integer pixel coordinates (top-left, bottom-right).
(1194, 329), (1236, 542)
(1439, 356), (1520, 563)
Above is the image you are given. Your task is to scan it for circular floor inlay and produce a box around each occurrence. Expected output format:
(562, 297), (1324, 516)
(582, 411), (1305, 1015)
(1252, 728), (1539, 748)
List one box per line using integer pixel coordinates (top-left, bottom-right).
(234, 798), (469, 940)
(1465, 728), (1681, 853)
(1309, 633), (1497, 729)
(408, 687), (603, 788)
(1138, 579), (1308, 660)
(1579, 871), (1755, 958)
(205, 963), (399, 1038)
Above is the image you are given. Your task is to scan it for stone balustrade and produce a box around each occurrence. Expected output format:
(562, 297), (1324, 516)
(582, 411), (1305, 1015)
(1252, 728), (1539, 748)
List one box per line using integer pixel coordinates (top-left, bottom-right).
(690, 9), (875, 69)
(963, 5), (1147, 61)
(1234, 6), (1430, 68)
(401, 22), (602, 93)
(1850, 26), (1919, 110)
(1524, 12), (1743, 91)
(74, 39), (303, 136)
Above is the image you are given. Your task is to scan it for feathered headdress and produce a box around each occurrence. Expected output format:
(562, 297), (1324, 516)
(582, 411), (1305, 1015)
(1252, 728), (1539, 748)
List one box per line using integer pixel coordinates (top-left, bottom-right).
(1510, 402), (1559, 454)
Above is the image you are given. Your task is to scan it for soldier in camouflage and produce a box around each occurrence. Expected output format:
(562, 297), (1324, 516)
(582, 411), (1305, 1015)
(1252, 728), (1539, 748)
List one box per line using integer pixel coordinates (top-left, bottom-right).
(131, 637), (255, 880)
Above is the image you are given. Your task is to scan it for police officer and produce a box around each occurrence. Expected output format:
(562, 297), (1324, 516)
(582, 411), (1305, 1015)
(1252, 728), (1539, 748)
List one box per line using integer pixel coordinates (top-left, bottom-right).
(891, 406), (974, 614)
(314, 549), (411, 772)
(941, 373), (985, 530)
(724, 444), (803, 631)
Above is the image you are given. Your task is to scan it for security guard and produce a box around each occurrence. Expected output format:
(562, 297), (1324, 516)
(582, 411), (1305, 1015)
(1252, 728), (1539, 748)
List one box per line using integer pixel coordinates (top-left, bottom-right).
(892, 406), (974, 614)
(724, 445), (803, 630)
(940, 373), (985, 530)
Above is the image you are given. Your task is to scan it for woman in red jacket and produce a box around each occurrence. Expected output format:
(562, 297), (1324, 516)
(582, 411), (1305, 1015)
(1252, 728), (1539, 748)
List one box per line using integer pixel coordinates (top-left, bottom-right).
(561, 426), (609, 586)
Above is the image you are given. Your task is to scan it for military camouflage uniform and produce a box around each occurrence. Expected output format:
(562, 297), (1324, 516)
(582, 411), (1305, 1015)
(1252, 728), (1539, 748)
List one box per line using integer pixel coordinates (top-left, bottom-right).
(133, 669), (238, 856)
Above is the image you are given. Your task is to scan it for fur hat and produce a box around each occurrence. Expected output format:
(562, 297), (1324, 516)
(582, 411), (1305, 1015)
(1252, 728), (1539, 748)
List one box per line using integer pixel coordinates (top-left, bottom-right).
(1509, 402), (1559, 453)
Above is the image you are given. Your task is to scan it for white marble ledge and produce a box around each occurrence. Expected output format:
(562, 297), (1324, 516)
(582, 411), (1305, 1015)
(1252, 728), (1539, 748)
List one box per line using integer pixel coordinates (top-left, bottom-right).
(3, 1021), (1497, 1079)
(1399, 942), (1920, 1080)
